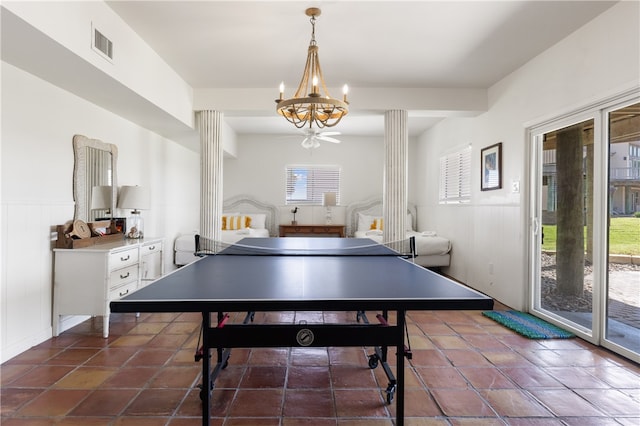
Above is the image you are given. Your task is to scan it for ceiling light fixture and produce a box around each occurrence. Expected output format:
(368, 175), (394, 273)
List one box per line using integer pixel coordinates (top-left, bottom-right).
(276, 7), (348, 129)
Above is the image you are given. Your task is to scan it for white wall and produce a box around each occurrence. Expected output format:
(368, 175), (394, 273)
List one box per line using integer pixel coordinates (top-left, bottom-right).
(414, 1), (639, 310)
(223, 134), (386, 225)
(0, 62), (200, 362)
(2, 1), (193, 127)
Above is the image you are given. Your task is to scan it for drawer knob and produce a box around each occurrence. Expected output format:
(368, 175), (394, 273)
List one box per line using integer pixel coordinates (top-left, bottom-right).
(120, 254), (130, 261)
(119, 289), (130, 297)
(120, 272), (130, 279)
(148, 245), (155, 250)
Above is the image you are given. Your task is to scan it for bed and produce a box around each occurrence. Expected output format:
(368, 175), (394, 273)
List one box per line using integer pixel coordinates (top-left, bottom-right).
(174, 195), (279, 266)
(346, 198), (451, 268)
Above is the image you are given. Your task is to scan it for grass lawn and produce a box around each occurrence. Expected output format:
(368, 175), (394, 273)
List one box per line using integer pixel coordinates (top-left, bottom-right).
(542, 217), (639, 255)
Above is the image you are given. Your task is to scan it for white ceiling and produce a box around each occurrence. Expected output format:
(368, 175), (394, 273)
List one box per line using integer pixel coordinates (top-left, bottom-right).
(105, 1), (616, 137)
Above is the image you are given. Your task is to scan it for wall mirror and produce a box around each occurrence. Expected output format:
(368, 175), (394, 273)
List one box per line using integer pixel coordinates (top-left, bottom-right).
(72, 134), (118, 222)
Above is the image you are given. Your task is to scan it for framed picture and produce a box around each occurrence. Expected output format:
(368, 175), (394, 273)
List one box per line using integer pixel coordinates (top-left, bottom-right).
(481, 143), (502, 191)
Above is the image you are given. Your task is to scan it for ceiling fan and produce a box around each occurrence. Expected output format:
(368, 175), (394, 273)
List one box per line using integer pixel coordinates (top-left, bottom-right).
(300, 128), (341, 149)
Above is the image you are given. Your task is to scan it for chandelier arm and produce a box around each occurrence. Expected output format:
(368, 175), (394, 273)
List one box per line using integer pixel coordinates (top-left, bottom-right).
(293, 46), (314, 98)
(312, 53), (332, 98)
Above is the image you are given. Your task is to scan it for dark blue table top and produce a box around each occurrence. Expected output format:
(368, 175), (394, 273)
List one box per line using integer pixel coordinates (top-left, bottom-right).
(111, 238), (493, 313)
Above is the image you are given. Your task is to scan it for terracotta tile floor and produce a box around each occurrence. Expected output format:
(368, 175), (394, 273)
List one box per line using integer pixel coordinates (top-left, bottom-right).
(2, 303), (639, 425)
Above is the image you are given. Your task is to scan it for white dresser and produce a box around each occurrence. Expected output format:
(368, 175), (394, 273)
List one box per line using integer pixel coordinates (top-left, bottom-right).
(53, 237), (164, 338)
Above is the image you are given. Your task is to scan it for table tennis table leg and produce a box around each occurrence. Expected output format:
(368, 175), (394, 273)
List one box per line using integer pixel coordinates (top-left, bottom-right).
(201, 312), (211, 426)
(396, 309), (406, 426)
(362, 309), (406, 423)
(360, 310), (399, 405)
(199, 312), (235, 425)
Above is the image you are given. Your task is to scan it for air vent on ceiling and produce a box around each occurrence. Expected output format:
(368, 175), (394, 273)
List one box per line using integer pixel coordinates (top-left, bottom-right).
(91, 24), (113, 63)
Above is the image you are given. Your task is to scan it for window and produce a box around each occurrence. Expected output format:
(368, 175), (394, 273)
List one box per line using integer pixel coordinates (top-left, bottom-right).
(286, 165), (340, 205)
(439, 145), (471, 203)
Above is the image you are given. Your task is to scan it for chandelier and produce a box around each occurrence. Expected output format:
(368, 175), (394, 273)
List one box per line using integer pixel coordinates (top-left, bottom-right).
(276, 7), (349, 129)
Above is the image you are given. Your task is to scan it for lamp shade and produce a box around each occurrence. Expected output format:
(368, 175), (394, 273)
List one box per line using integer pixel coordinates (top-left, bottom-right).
(323, 192), (336, 207)
(117, 186), (150, 210)
(91, 186), (112, 210)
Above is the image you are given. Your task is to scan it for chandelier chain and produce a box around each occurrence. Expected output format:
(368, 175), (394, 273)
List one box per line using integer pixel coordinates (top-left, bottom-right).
(310, 15), (317, 46)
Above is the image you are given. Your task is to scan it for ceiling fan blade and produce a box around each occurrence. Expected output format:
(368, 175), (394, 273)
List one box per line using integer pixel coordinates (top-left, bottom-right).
(320, 132), (341, 136)
(317, 136), (341, 143)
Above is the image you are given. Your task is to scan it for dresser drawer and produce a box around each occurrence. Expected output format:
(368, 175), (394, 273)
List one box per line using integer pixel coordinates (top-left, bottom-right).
(313, 226), (334, 234)
(109, 247), (139, 270)
(279, 224), (345, 237)
(142, 242), (162, 255)
(109, 280), (138, 300)
(109, 264), (139, 289)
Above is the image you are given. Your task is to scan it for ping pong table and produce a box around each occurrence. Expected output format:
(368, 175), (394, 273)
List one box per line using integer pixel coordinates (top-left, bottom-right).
(110, 237), (493, 425)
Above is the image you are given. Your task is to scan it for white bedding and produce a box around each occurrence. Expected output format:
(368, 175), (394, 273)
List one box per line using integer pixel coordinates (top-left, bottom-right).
(354, 230), (451, 256)
(221, 228), (270, 243)
(346, 198), (451, 267)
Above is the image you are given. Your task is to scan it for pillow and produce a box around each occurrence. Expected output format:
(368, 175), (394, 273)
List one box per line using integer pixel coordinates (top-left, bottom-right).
(357, 213), (376, 232)
(370, 217), (384, 230)
(243, 213), (266, 230)
(357, 212), (412, 231)
(222, 215), (251, 230)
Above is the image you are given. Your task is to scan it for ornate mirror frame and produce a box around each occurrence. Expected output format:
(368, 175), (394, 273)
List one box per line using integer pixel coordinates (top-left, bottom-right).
(72, 134), (118, 222)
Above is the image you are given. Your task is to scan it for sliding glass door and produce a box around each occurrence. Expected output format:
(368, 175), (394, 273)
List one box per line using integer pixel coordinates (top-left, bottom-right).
(532, 117), (596, 335)
(529, 95), (639, 362)
(604, 102), (640, 357)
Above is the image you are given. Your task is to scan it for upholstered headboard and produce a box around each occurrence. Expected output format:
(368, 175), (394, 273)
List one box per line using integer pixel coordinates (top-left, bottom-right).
(223, 195), (279, 237)
(345, 198), (417, 237)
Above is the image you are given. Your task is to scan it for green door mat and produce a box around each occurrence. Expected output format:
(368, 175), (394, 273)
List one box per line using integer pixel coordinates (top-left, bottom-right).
(482, 310), (575, 339)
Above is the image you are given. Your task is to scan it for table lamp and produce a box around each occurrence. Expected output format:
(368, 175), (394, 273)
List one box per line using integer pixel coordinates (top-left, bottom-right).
(117, 185), (150, 239)
(323, 192), (336, 225)
(90, 185), (113, 219)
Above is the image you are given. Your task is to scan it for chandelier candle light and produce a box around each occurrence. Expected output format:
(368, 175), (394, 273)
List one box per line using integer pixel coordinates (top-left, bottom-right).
(276, 7), (349, 129)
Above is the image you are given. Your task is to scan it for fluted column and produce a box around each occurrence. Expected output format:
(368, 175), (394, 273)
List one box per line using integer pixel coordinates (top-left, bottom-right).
(383, 110), (408, 251)
(197, 110), (223, 245)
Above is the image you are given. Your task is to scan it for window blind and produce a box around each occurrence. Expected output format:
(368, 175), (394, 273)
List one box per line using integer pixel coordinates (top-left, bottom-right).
(439, 146), (471, 203)
(286, 165), (341, 205)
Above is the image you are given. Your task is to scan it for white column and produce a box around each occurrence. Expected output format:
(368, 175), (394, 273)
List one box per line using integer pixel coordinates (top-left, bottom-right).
(197, 110), (223, 244)
(383, 110), (408, 250)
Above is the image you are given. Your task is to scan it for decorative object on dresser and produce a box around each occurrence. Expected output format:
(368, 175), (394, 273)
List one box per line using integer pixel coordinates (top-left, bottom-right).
(118, 185), (150, 239)
(291, 206), (298, 225)
(55, 219), (123, 249)
(53, 237), (164, 338)
(279, 224), (345, 238)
